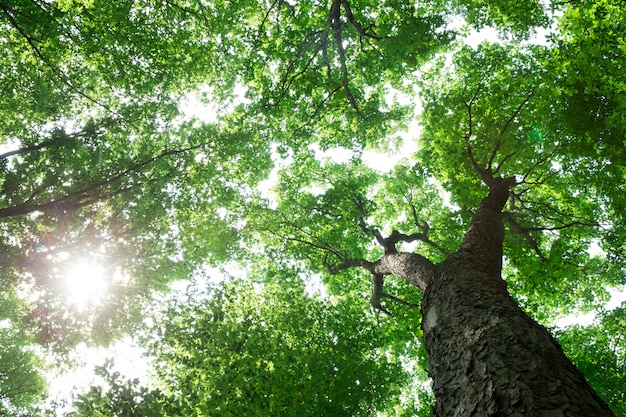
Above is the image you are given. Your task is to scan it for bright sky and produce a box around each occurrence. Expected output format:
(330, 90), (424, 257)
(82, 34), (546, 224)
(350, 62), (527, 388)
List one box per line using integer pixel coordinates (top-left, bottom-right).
(46, 338), (150, 414)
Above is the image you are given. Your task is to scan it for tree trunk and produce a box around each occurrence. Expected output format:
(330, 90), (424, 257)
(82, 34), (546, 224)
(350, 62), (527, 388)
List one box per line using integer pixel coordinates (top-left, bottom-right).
(422, 255), (615, 416)
(381, 181), (615, 416)
(419, 182), (616, 416)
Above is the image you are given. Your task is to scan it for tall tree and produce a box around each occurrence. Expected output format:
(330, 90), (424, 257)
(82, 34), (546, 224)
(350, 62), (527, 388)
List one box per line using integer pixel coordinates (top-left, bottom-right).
(240, 9), (625, 416)
(254, 146), (621, 415)
(1, 0), (624, 415)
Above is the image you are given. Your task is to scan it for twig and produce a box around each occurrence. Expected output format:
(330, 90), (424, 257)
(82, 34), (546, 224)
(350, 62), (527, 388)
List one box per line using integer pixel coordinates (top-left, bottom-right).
(290, 85), (342, 141)
(503, 212), (547, 261)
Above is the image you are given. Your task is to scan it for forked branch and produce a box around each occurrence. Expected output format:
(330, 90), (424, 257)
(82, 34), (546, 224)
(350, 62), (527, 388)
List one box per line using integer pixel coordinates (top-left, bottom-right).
(462, 84), (539, 188)
(329, 0), (363, 117)
(324, 212), (436, 313)
(503, 212), (548, 262)
(324, 255), (426, 315)
(371, 274), (419, 316)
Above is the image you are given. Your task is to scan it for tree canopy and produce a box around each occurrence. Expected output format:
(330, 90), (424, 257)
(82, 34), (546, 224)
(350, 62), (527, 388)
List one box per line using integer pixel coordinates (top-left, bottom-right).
(0, 0), (625, 415)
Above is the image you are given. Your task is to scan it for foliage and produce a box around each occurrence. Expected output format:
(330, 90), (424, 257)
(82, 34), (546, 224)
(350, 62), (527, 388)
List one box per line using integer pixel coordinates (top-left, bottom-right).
(61, 277), (417, 416)
(150, 278), (413, 416)
(0, 290), (47, 416)
(0, 0), (624, 414)
(556, 305), (626, 415)
(44, 358), (167, 417)
(0, 0), (453, 353)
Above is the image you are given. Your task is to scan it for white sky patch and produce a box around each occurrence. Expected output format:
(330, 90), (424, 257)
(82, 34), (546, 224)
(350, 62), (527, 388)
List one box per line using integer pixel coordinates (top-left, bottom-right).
(300, 271), (328, 298)
(587, 238), (605, 258)
(178, 94), (219, 124)
(554, 287), (626, 329)
(177, 84), (250, 125)
(305, 119), (421, 174)
(46, 338), (150, 416)
(362, 120), (421, 172)
(308, 144), (354, 164)
(606, 287), (626, 310)
(258, 144), (294, 208)
(555, 311), (595, 328)
(258, 174), (279, 208)
(64, 261), (108, 311)
(465, 26), (500, 48)
(455, 13), (553, 50)
(0, 137), (20, 158)
(399, 239), (420, 253)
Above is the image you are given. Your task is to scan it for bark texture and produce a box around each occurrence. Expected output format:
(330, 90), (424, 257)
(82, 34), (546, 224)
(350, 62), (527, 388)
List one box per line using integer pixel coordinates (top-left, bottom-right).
(374, 252), (435, 292)
(422, 257), (614, 417)
(391, 181), (615, 416)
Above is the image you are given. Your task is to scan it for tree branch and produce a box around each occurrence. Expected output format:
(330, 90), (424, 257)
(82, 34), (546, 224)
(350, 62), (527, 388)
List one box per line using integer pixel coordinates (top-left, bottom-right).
(407, 201), (451, 256)
(370, 274), (392, 315)
(0, 145), (201, 218)
(324, 257), (376, 274)
(370, 273), (420, 316)
(329, 0), (363, 118)
(341, 0), (383, 40)
(499, 89), (535, 138)
(463, 85), (498, 187)
(503, 212), (548, 262)
(520, 143), (560, 185)
(290, 85), (342, 141)
(278, 31), (327, 102)
(493, 151), (517, 175)
(0, 118), (114, 162)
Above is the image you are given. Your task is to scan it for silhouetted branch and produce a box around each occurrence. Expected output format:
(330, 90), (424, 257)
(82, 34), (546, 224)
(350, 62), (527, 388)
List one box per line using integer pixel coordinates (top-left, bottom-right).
(0, 118), (115, 162)
(341, 0), (383, 40)
(278, 31), (327, 101)
(324, 256), (376, 274)
(520, 143), (560, 185)
(329, 0), (363, 117)
(493, 151), (517, 175)
(407, 201), (451, 256)
(499, 89), (535, 137)
(0, 145), (201, 218)
(370, 274), (420, 316)
(463, 86), (496, 186)
(290, 85), (342, 140)
(503, 212), (547, 262)
(371, 274), (391, 315)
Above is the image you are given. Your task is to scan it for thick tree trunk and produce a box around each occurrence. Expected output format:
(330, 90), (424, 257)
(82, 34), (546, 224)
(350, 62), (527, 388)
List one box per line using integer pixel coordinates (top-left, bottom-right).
(382, 181), (615, 416)
(422, 182), (615, 416)
(422, 255), (614, 416)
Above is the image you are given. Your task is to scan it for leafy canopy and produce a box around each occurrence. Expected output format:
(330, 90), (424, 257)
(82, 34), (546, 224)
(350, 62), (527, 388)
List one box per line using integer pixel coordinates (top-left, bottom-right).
(0, 0), (625, 415)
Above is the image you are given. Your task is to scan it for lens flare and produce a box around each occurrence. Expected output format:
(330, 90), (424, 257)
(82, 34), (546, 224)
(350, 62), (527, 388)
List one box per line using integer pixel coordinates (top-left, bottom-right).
(64, 262), (107, 309)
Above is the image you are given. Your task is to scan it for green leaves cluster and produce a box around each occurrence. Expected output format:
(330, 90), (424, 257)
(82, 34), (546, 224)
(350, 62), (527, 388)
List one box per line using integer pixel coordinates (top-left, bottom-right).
(556, 305), (626, 416)
(0, 0), (625, 414)
(0, 290), (46, 417)
(65, 278), (412, 416)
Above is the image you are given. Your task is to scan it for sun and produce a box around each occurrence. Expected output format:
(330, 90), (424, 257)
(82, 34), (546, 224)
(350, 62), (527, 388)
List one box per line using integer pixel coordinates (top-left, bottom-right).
(64, 261), (108, 309)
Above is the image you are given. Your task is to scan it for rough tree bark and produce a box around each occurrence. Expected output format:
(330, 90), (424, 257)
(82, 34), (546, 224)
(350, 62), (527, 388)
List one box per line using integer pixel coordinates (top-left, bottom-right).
(373, 179), (615, 416)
